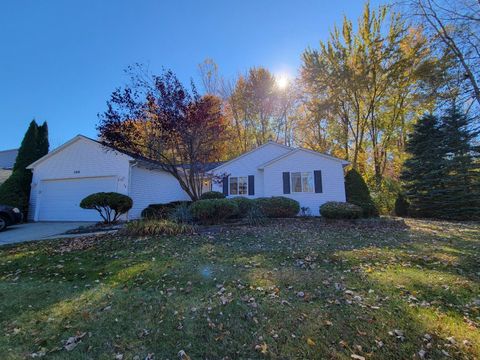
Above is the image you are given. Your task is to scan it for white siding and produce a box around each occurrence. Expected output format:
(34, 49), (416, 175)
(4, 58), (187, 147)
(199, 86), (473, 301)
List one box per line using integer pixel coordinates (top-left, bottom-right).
(128, 166), (190, 219)
(263, 150), (346, 215)
(29, 137), (131, 221)
(211, 143), (291, 198)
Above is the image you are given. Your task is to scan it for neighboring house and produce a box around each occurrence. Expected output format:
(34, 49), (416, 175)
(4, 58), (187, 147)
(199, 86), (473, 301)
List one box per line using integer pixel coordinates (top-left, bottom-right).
(210, 141), (349, 215)
(27, 135), (348, 222)
(0, 149), (18, 185)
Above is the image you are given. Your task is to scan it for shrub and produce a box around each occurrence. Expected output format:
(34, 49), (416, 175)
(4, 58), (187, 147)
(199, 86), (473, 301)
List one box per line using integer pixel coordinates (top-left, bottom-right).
(169, 203), (193, 224)
(124, 219), (195, 236)
(245, 203), (267, 226)
(141, 201), (192, 220)
(229, 197), (255, 217)
(345, 169), (379, 217)
(255, 196), (300, 218)
(320, 201), (363, 219)
(190, 199), (238, 224)
(200, 191), (226, 200)
(80, 192), (133, 224)
(394, 193), (410, 217)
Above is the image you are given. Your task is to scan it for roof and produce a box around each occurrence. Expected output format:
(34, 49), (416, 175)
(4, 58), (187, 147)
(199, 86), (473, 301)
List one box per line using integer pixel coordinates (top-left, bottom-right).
(211, 141), (349, 172)
(257, 147), (350, 169)
(27, 134), (224, 171)
(0, 149), (18, 169)
(211, 141), (293, 172)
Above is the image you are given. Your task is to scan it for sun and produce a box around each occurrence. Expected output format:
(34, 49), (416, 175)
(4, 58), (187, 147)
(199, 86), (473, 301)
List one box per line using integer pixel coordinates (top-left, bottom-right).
(275, 74), (290, 89)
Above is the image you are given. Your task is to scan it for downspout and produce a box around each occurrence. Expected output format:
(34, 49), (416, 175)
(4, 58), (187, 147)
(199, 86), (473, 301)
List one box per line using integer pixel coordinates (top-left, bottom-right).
(126, 160), (137, 221)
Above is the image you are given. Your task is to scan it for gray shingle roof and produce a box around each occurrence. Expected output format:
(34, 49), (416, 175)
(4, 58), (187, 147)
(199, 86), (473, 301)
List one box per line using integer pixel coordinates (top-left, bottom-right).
(0, 149), (18, 170)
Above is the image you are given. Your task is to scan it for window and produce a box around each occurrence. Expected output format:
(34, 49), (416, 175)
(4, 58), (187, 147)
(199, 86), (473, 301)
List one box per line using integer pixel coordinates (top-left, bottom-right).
(291, 172), (313, 193)
(229, 176), (248, 195)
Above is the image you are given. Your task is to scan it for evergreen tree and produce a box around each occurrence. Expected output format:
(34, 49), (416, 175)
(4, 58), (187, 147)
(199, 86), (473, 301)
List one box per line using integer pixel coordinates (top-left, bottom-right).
(401, 114), (444, 218)
(345, 169), (379, 217)
(13, 120), (39, 172)
(36, 122), (49, 160)
(436, 105), (480, 220)
(0, 120), (49, 215)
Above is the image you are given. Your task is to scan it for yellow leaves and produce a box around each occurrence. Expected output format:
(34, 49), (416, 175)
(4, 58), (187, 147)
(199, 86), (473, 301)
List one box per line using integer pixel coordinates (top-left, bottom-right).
(307, 337), (316, 347)
(255, 342), (268, 354)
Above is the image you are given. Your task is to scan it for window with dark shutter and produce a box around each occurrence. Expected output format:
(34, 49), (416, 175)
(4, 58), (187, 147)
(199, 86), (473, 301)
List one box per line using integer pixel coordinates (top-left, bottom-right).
(314, 170), (323, 193)
(283, 172), (290, 194)
(248, 175), (255, 195)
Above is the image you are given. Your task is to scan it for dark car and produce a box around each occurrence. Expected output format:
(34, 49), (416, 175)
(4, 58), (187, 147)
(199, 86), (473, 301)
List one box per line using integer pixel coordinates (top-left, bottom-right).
(0, 205), (23, 231)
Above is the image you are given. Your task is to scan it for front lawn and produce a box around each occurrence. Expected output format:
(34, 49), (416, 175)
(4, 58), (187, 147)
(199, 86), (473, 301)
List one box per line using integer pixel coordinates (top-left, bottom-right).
(0, 218), (479, 359)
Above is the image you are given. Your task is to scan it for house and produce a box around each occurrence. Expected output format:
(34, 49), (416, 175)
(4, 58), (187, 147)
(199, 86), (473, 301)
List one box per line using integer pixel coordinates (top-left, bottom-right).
(27, 135), (348, 221)
(210, 141), (349, 215)
(0, 148), (18, 185)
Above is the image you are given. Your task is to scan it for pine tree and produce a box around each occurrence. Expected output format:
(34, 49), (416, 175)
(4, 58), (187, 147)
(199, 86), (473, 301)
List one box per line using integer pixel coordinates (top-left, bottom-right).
(345, 169), (379, 217)
(0, 120), (49, 215)
(401, 114), (444, 218)
(36, 122), (49, 160)
(436, 105), (480, 220)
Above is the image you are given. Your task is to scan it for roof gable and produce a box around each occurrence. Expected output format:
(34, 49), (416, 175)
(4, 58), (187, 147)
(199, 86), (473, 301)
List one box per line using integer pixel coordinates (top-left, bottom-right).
(211, 141), (293, 172)
(26, 135), (133, 169)
(257, 148), (349, 169)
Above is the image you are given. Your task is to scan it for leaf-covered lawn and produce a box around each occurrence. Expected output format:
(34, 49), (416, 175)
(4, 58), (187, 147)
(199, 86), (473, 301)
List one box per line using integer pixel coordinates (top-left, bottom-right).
(0, 218), (479, 359)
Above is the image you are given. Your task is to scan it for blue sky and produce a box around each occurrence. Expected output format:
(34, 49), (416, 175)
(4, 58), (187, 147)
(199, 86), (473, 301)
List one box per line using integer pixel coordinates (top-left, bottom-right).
(0, 0), (384, 150)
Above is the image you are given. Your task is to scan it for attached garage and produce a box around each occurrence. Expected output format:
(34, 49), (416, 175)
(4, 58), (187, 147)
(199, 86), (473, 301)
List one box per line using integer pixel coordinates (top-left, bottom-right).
(37, 176), (118, 221)
(27, 135), (190, 222)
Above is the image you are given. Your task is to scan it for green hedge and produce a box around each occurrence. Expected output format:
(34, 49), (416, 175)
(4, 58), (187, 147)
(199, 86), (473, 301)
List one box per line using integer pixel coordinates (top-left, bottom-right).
(141, 201), (192, 220)
(320, 201), (363, 219)
(255, 196), (300, 218)
(200, 191), (226, 200)
(345, 169), (379, 217)
(190, 199), (238, 224)
(80, 192), (132, 224)
(229, 197), (255, 217)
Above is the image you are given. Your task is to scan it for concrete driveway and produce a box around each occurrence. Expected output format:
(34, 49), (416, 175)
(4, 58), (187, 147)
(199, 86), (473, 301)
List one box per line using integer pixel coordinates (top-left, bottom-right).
(0, 222), (94, 246)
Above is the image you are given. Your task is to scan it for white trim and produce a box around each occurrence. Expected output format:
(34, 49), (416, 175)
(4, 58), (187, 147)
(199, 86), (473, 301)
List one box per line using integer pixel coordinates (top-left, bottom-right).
(257, 148), (349, 169)
(26, 135), (133, 169)
(210, 141), (293, 172)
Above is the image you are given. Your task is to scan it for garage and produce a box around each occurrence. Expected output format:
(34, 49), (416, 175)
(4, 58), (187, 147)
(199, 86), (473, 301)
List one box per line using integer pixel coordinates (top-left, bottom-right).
(37, 176), (117, 221)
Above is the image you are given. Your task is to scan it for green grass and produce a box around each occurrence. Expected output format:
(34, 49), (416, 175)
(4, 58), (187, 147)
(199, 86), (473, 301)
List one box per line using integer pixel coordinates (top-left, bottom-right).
(0, 218), (479, 359)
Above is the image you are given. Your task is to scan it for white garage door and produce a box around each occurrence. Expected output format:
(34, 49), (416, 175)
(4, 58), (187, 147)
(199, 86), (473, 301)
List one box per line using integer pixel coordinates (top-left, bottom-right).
(37, 176), (117, 221)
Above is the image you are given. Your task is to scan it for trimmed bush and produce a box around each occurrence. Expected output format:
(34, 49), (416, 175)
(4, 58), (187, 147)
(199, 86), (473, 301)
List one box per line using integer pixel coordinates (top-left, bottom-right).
(345, 169), (379, 217)
(80, 192), (132, 224)
(200, 191), (226, 200)
(141, 201), (192, 220)
(394, 193), (410, 217)
(255, 196), (300, 218)
(190, 199), (239, 224)
(230, 197), (255, 217)
(169, 203), (193, 224)
(124, 219), (195, 236)
(320, 201), (363, 219)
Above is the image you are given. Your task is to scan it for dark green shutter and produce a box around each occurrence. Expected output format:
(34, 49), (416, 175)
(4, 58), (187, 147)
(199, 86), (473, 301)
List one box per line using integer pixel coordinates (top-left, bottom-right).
(314, 170), (323, 193)
(283, 172), (290, 194)
(248, 175), (254, 195)
(222, 176), (229, 195)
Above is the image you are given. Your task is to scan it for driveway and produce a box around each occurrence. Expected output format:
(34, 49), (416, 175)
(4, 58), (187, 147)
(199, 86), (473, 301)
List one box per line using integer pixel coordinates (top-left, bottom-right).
(0, 222), (94, 246)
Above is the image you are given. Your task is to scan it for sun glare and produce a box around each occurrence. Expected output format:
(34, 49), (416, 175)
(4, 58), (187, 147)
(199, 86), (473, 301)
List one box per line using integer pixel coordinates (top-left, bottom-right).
(276, 74), (290, 89)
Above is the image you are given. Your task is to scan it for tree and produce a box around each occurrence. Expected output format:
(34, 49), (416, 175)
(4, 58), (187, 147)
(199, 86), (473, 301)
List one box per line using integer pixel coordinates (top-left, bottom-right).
(345, 169), (379, 217)
(301, 3), (447, 187)
(399, 0), (480, 114)
(400, 114), (445, 217)
(227, 67), (298, 153)
(98, 66), (228, 201)
(435, 104), (480, 219)
(0, 120), (49, 214)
